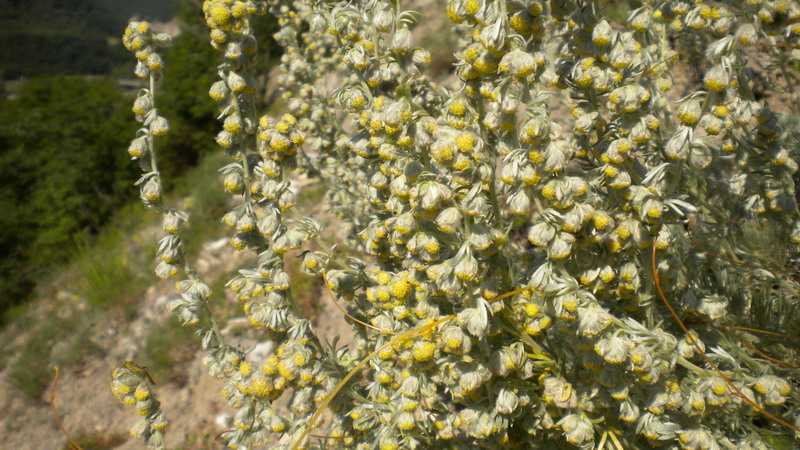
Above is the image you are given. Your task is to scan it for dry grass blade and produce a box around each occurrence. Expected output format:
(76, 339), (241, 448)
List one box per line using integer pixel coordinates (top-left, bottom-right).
(50, 366), (82, 450)
(724, 325), (800, 340)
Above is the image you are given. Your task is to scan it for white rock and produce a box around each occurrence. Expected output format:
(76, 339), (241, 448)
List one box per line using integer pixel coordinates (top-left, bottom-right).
(205, 238), (229, 252)
(249, 340), (275, 362)
(215, 413), (231, 429)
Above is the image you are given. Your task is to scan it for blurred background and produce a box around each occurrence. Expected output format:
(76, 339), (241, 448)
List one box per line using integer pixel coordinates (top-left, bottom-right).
(0, 0), (281, 319)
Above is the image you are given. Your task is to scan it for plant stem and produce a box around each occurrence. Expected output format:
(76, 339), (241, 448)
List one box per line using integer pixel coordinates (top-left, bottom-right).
(149, 74), (161, 177)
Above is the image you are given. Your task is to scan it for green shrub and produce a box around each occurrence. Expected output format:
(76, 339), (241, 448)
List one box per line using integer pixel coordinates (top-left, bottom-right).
(9, 311), (102, 401)
(144, 316), (200, 385)
(67, 203), (158, 317)
(0, 0), (128, 79)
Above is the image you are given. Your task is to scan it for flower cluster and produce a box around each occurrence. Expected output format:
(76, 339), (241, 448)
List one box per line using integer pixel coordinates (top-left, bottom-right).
(122, 22), (218, 332)
(202, 1), (349, 448)
(122, 21), (172, 80)
(111, 363), (168, 449)
(120, 21), (226, 449)
(122, 21), (171, 207)
(117, 0), (800, 448)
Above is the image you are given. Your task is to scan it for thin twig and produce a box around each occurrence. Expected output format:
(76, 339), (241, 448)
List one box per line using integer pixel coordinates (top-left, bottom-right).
(50, 367), (82, 450)
(309, 433), (353, 439)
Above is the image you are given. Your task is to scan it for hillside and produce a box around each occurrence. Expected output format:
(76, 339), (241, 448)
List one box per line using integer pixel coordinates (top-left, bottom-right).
(95, 0), (177, 22)
(0, 0), (177, 79)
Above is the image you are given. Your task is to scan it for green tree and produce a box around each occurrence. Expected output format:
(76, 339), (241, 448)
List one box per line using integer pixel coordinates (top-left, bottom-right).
(156, 0), (282, 183)
(0, 0), (129, 79)
(95, 0), (177, 22)
(156, 6), (222, 181)
(0, 77), (138, 311)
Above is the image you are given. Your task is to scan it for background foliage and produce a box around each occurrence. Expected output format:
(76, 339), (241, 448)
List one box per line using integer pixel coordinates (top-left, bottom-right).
(0, 77), (137, 312)
(0, 0), (178, 80)
(0, 0), (280, 316)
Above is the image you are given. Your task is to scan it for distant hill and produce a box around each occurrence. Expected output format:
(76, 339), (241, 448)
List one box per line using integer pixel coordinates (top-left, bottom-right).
(95, 0), (178, 22)
(0, 0), (177, 79)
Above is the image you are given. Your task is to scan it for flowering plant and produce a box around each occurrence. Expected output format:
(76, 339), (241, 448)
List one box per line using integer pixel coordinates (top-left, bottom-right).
(114, 0), (800, 448)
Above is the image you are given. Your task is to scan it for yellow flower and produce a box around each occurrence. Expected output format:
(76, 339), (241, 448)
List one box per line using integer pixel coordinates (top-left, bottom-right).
(413, 341), (436, 362)
(528, 150), (544, 164)
(678, 111), (698, 125)
(209, 5), (231, 27)
(391, 279), (411, 299)
(133, 386), (150, 401)
(455, 133), (475, 152)
(616, 224), (631, 240)
(115, 383), (131, 396)
(525, 303), (540, 317)
(398, 135), (413, 147)
(376, 372), (393, 384)
(277, 361), (293, 379)
(599, 268), (615, 283)
(231, 2), (247, 18)
(378, 346), (395, 359)
(263, 354), (279, 375)
(270, 136), (290, 152)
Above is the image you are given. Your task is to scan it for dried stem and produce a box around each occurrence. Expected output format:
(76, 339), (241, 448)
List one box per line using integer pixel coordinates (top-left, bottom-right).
(50, 367), (82, 450)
